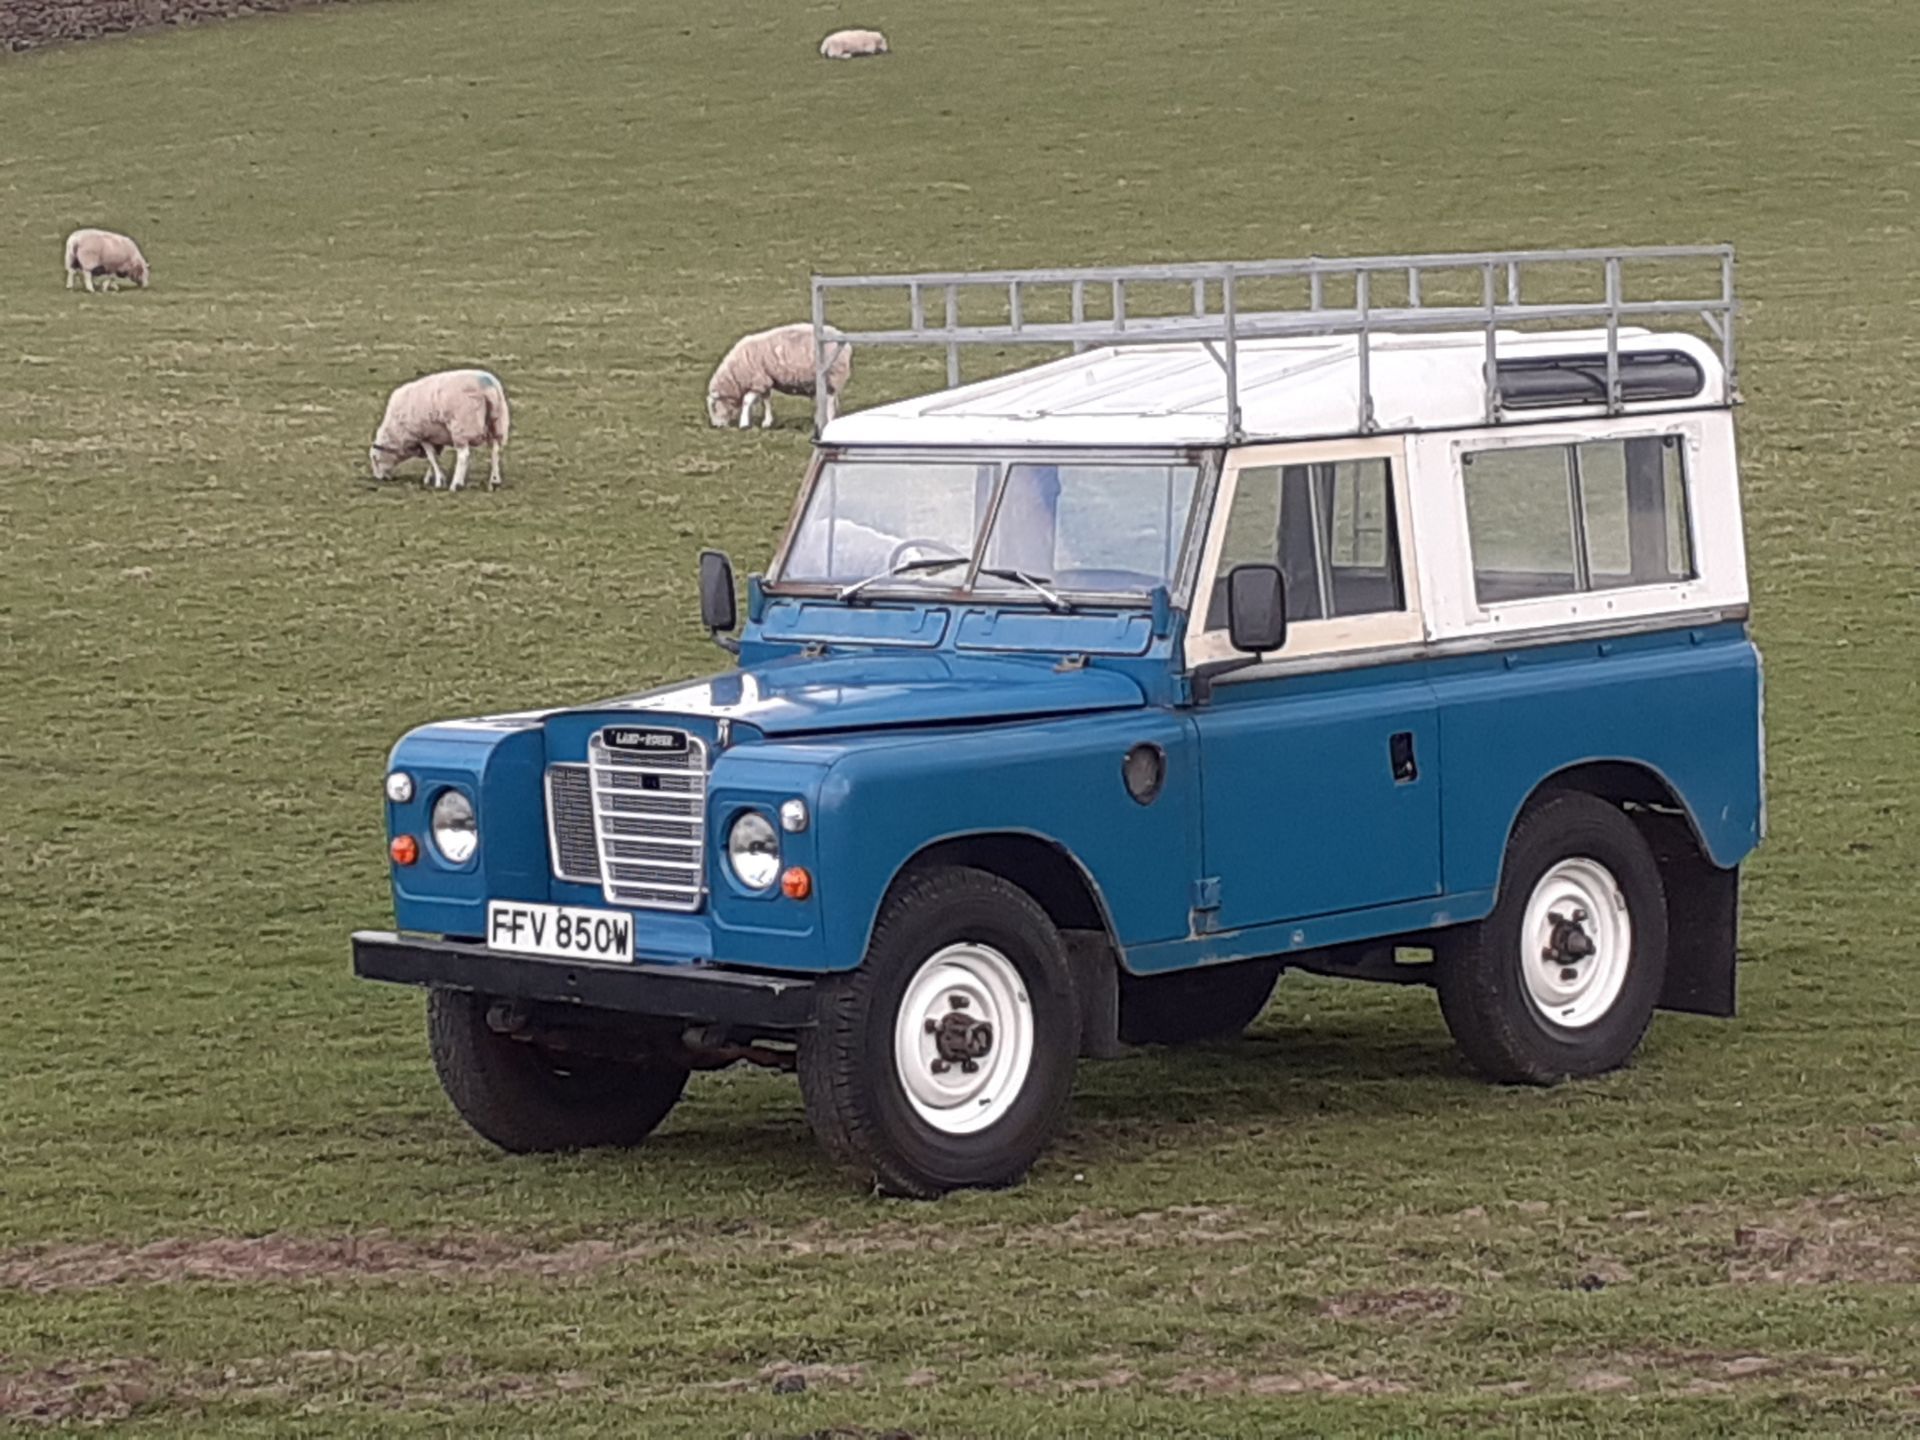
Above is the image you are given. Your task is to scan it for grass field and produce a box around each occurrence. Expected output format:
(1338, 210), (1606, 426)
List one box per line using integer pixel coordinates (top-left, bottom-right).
(2, 0), (1918, 1432)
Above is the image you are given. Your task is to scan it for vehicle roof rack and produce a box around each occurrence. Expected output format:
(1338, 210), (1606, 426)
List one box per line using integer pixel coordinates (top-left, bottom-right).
(810, 245), (1737, 440)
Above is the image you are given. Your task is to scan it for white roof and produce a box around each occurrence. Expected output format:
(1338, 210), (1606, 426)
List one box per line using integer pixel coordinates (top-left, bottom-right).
(821, 328), (1727, 449)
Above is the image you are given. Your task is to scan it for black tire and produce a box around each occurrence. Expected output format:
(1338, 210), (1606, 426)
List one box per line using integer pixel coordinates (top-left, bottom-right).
(427, 990), (689, 1153)
(1436, 790), (1668, 1085)
(1117, 958), (1282, 1046)
(798, 866), (1080, 1198)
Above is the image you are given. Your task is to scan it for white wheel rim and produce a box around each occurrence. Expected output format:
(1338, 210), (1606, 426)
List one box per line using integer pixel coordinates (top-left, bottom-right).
(1520, 857), (1633, 1030)
(892, 942), (1035, 1136)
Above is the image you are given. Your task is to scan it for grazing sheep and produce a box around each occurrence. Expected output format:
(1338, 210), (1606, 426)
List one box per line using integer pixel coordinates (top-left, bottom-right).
(784, 515), (901, 580)
(64, 228), (150, 292)
(707, 323), (853, 430)
(369, 370), (511, 491)
(819, 28), (889, 59)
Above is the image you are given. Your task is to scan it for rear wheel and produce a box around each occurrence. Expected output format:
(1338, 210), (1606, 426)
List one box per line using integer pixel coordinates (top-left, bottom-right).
(799, 866), (1080, 1198)
(427, 990), (690, 1152)
(1436, 791), (1668, 1084)
(1118, 959), (1282, 1045)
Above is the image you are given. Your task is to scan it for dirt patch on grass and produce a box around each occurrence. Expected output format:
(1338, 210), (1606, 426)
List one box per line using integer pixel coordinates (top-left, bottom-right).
(0, 1348), (625, 1426)
(6, 1195), (1915, 1298)
(0, 1358), (158, 1427)
(3, 1344), (1905, 1426)
(1, 0), (352, 53)
(0, 1206), (1273, 1293)
(0, 1232), (591, 1293)
(1726, 1195), (1920, 1285)
(1319, 1287), (1461, 1323)
(1162, 1367), (1410, 1397)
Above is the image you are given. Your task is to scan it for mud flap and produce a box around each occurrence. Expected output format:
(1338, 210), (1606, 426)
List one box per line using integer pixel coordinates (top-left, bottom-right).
(1655, 852), (1740, 1019)
(1063, 929), (1124, 1059)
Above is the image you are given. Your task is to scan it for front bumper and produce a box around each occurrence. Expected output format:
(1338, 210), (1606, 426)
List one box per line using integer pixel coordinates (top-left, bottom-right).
(351, 931), (819, 1030)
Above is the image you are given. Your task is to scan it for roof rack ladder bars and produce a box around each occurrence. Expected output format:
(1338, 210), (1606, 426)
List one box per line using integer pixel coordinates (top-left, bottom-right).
(1222, 266), (1241, 443)
(1604, 255), (1623, 415)
(1721, 248), (1738, 403)
(1355, 268), (1375, 434)
(1482, 262), (1499, 425)
(944, 285), (959, 387)
(810, 275), (829, 435)
(808, 243), (1738, 422)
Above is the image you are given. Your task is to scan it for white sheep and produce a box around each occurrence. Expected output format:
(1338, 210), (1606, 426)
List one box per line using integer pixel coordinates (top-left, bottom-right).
(784, 515), (901, 580)
(64, 228), (150, 292)
(819, 28), (890, 59)
(369, 369), (512, 491)
(707, 323), (853, 430)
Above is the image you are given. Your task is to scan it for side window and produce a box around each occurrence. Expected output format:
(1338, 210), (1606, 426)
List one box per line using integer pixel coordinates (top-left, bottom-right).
(1463, 436), (1691, 604)
(1208, 458), (1404, 627)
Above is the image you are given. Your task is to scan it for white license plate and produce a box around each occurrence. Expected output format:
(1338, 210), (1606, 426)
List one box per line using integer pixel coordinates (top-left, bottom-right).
(486, 901), (634, 964)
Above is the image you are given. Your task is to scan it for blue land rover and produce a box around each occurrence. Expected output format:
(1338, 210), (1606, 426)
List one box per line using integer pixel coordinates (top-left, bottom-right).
(354, 246), (1764, 1197)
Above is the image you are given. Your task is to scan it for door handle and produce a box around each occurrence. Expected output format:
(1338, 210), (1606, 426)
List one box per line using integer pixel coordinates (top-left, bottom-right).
(1390, 731), (1418, 783)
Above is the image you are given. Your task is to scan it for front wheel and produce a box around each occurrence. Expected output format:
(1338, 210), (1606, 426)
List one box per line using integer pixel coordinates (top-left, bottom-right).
(427, 990), (690, 1152)
(798, 866), (1080, 1198)
(1436, 791), (1668, 1084)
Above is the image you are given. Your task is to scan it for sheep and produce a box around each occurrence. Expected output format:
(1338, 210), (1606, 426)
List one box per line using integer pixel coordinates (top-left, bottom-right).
(707, 323), (853, 430)
(783, 515), (901, 581)
(368, 369), (512, 491)
(64, 228), (150, 292)
(819, 28), (889, 59)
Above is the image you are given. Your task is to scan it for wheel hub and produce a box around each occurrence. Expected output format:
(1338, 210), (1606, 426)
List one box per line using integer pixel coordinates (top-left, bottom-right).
(1520, 859), (1633, 1030)
(926, 1002), (995, 1072)
(892, 943), (1035, 1135)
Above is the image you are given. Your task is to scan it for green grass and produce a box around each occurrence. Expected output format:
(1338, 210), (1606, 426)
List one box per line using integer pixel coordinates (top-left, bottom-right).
(2, 0), (1918, 1431)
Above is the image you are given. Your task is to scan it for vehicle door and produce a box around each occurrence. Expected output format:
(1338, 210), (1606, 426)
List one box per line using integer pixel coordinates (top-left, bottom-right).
(1185, 439), (1442, 931)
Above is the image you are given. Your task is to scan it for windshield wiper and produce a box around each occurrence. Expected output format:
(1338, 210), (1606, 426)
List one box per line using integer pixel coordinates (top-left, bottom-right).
(836, 554), (970, 602)
(979, 568), (1072, 612)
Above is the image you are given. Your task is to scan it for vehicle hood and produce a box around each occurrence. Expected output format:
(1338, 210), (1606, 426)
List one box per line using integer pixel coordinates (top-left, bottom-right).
(584, 652), (1147, 738)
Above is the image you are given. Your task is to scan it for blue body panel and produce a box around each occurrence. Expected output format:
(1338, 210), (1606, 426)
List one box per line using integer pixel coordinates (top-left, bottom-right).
(384, 722), (547, 940)
(1430, 621), (1763, 880)
(382, 599), (1762, 981)
(808, 709), (1199, 964)
(600, 650), (1147, 736)
(1193, 662), (1442, 930)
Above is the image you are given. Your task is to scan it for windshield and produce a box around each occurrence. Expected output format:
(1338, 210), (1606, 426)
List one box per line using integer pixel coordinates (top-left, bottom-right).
(777, 457), (1202, 600)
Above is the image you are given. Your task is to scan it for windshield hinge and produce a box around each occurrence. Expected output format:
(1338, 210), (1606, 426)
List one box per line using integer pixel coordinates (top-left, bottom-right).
(1053, 653), (1089, 673)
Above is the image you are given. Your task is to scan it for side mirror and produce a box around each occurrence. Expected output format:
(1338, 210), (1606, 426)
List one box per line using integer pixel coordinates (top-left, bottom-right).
(1225, 563), (1287, 654)
(699, 550), (740, 654)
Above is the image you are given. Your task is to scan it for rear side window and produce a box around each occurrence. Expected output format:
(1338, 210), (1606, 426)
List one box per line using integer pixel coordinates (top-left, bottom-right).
(1207, 458), (1404, 628)
(1462, 436), (1691, 605)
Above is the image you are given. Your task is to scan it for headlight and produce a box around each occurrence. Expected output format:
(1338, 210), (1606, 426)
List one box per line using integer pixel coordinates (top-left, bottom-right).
(385, 771), (414, 803)
(431, 789), (478, 864)
(727, 811), (780, 890)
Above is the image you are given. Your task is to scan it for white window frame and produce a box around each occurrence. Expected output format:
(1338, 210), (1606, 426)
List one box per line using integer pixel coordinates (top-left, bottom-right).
(1185, 436), (1425, 669)
(1410, 411), (1748, 643)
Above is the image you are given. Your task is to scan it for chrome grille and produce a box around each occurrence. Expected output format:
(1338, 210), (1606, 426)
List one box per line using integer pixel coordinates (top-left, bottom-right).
(587, 728), (708, 910)
(545, 764), (600, 884)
